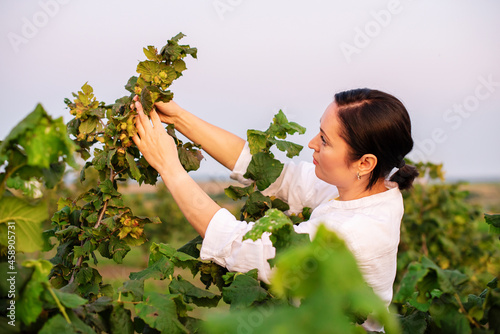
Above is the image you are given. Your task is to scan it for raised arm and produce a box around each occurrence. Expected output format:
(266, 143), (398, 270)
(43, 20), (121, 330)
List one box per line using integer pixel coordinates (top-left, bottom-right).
(154, 100), (245, 171)
(133, 101), (221, 238)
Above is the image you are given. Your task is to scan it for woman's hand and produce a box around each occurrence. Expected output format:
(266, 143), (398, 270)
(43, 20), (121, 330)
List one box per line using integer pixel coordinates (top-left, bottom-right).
(132, 100), (183, 177)
(132, 98), (221, 238)
(154, 99), (184, 124)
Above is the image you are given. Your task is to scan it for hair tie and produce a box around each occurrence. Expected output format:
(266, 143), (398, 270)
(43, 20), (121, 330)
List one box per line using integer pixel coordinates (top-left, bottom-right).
(397, 160), (406, 169)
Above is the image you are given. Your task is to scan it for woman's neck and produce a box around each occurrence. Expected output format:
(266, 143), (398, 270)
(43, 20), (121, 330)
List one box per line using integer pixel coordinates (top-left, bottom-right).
(336, 178), (387, 201)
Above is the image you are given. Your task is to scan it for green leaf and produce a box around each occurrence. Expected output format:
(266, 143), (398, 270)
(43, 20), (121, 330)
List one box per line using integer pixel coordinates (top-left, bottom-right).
(78, 117), (98, 135)
(244, 152), (283, 191)
(135, 292), (188, 334)
(75, 267), (102, 298)
(247, 129), (268, 154)
(222, 273), (268, 310)
(42, 162), (66, 188)
(169, 276), (221, 307)
(118, 279), (144, 302)
(171, 32), (186, 42)
(109, 238), (131, 264)
(125, 152), (142, 181)
(140, 85), (174, 115)
(185, 47), (198, 59)
(17, 260), (52, 325)
(136, 61), (160, 83)
(92, 148), (108, 171)
(419, 257), (458, 295)
(267, 110), (306, 139)
(161, 40), (184, 60)
(39, 314), (75, 334)
(484, 214), (500, 228)
(48, 288), (88, 309)
(243, 208), (309, 264)
(177, 144), (203, 172)
(6, 174), (43, 198)
(393, 262), (428, 303)
(224, 185), (254, 201)
(73, 239), (96, 258)
(429, 299), (471, 334)
(244, 208), (292, 242)
(0, 196), (46, 252)
(150, 242), (199, 276)
(173, 59), (187, 72)
(398, 311), (428, 334)
(110, 302), (134, 334)
(39, 312), (97, 334)
(0, 104), (75, 169)
(223, 268), (259, 285)
(99, 179), (120, 198)
(485, 213), (500, 236)
(177, 235), (203, 258)
(198, 262), (228, 291)
(244, 191), (272, 217)
(129, 256), (174, 281)
(271, 139), (304, 158)
(125, 76), (138, 93)
(143, 46), (159, 61)
(86, 296), (113, 313)
(271, 197), (290, 211)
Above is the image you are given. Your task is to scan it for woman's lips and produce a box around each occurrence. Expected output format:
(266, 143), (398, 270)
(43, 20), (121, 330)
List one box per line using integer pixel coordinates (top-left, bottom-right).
(313, 157), (318, 165)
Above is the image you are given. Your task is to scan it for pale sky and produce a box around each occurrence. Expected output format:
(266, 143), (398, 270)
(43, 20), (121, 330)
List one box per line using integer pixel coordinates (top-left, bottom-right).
(1, 0), (499, 181)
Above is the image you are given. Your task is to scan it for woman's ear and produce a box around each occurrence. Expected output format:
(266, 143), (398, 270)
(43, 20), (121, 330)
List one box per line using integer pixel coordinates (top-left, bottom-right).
(357, 154), (378, 177)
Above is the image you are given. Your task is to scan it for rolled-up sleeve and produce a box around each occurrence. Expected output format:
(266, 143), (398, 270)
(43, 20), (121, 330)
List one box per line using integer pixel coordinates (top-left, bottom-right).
(200, 208), (276, 283)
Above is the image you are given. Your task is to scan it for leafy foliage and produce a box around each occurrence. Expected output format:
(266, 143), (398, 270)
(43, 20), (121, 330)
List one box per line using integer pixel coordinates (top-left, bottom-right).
(394, 253), (500, 333)
(134, 32), (197, 115)
(1, 32), (498, 334)
(224, 110), (308, 222)
(397, 160), (499, 293)
(0, 104), (75, 255)
(0, 34), (204, 334)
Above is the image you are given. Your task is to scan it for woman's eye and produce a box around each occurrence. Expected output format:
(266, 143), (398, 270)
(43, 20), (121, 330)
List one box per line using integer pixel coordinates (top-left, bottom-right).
(320, 135), (327, 145)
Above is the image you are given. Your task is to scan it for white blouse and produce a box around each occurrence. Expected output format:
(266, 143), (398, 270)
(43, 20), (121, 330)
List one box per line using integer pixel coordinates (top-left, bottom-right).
(200, 143), (403, 328)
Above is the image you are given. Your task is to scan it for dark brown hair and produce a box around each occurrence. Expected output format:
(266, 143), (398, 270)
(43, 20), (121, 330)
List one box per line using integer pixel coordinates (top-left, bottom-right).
(334, 88), (419, 190)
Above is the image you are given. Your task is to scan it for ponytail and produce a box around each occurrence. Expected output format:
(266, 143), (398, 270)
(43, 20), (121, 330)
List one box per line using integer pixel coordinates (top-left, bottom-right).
(390, 163), (419, 190)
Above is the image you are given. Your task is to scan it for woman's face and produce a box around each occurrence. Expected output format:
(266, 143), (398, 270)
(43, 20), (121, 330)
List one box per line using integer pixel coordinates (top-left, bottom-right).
(308, 102), (358, 187)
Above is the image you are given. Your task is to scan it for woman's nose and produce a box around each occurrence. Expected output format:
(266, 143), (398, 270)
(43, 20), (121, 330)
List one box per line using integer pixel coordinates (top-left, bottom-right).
(308, 134), (318, 151)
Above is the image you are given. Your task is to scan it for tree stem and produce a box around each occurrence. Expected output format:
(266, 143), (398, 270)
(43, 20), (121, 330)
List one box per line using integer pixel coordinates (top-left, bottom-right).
(454, 292), (481, 328)
(69, 167), (116, 284)
(46, 283), (72, 324)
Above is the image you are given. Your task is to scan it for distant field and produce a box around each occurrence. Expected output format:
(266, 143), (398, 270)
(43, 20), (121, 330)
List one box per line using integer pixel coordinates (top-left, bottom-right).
(120, 179), (500, 213)
(119, 180), (240, 195)
(461, 182), (500, 213)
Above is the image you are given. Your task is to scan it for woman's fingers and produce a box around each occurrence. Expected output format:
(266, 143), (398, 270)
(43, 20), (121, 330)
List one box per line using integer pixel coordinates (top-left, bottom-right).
(132, 133), (141, 147)
(135, 99), (145, 117)
(135, 112), (146, 138)
(150, 110), (162, 130)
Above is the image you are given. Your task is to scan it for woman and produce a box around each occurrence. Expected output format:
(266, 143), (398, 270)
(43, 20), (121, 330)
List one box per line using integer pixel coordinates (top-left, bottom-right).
(132, 88), (418, 331)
